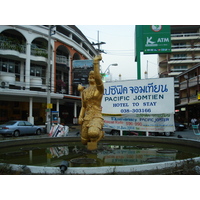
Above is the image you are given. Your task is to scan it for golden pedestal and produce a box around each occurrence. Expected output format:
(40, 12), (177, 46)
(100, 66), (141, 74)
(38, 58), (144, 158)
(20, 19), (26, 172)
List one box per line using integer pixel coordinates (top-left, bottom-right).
(87, 141), (97, 150)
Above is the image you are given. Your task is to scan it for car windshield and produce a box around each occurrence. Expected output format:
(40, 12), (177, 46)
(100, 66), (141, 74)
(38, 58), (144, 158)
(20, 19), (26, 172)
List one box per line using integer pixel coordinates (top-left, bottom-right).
(4, 121), (17, 125)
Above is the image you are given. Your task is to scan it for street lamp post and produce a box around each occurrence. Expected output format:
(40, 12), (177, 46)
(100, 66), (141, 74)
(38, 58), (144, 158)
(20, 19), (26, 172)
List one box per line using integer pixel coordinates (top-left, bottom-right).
(103, 63), (118, 81)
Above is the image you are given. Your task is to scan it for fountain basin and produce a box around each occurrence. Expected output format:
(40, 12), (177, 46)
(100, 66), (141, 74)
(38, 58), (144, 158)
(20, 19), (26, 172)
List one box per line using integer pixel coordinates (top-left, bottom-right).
(1, 136), (200, 174)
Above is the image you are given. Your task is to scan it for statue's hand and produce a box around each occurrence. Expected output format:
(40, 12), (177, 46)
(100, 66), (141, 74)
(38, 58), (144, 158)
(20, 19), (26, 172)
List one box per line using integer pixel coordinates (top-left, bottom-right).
(78, 84), (84, 91)
(78, 117), (84, 125)
(94, 54), (102, 63)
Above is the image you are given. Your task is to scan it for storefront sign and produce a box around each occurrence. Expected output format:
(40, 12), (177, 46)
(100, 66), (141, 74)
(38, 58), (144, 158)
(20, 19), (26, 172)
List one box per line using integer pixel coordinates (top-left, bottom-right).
(102, 77), (174, 115)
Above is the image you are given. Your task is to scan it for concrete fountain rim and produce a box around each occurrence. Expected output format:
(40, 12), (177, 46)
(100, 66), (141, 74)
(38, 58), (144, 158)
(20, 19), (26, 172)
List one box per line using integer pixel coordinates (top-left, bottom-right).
(1, 136), (200, 174)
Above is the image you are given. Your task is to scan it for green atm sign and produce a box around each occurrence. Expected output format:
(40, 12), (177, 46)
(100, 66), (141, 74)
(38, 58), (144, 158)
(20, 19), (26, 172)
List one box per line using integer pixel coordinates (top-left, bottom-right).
(143, 25), (171, 54)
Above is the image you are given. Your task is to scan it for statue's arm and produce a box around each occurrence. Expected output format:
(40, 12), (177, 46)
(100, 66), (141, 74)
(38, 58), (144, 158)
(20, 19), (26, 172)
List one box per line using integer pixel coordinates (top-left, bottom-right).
(93, 54), (104, 93)
(78, 96), (86, 124)
(78, 84), (85, 124)
(78, 106), (85, 125)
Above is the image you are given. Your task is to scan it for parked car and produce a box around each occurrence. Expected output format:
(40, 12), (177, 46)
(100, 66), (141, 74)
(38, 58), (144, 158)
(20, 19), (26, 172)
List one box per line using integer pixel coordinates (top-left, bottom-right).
(0, 120), (42, 137)
(175, 122), (185, 131)
(104, 128), (139, 136)
(149, 131), (175, 136)
(104, 128), (120, 135)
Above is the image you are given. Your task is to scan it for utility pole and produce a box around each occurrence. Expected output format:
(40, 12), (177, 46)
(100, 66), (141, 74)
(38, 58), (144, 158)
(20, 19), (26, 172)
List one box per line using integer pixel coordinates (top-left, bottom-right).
(46, 25), (56, 133)
(92, 31), (106, 54)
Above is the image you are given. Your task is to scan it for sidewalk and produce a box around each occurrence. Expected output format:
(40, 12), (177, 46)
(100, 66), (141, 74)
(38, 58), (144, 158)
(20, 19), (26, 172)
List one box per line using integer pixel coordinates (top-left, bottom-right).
(174, 128), (200, 140)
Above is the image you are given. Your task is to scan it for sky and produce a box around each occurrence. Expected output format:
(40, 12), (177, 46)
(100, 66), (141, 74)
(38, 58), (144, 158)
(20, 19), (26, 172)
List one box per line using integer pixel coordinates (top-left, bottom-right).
(77, 25), (158, 81)
(3, 1), (195, 83)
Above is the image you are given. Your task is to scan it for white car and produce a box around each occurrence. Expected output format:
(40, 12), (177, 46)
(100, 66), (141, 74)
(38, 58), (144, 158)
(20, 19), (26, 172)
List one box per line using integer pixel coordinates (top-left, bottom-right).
(0, 120), (42, 137)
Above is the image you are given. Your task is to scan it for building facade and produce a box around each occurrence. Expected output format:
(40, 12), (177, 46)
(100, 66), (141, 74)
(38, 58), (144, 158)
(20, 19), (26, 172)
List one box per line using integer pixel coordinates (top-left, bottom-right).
(176, 63), (200, 125)
(158, 25), (200, 106)
(0, 25), (98, 125)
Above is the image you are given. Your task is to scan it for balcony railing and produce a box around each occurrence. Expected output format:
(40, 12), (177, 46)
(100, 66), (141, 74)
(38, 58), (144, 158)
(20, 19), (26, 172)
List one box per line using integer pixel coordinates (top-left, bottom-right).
(171, 33), (200, 38)
(31, 47), (48, 58)
(195, 56), (200, 59)
(189, 95), (197, 102)
(56, 55), (69, 65)
(180, 80), (187, 90)
(0, 39), (49, 58)
(0, 40), (26, 53)
(171, 68), (188, 72)
(172, 44), (191, 49)
(189, 76), (198, 87)
(172, 44), (200, 54)
(169, 56), (200, 64)
(170, 56), (192, 60)
(180, 97), (188, 105)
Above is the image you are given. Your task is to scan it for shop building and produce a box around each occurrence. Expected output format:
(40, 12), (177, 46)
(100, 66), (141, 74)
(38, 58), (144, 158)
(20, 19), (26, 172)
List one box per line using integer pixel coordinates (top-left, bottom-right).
(176, 63), (200, 125)
(0, 25), (98, 125)
(158, 25), (200, 106)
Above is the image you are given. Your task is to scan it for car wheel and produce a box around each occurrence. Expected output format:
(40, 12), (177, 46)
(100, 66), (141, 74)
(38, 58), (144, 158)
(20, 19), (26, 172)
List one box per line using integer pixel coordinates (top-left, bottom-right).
(164, 132), (170, 136)
(13, 130), (20, 137)
(36, 129), (41, 135)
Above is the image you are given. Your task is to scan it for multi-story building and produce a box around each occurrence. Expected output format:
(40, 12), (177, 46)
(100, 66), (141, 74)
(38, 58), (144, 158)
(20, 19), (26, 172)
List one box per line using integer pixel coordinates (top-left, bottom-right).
(0, 25), (98, 125)
(176, 63), (200, 125)
(158, 25), (200, 106)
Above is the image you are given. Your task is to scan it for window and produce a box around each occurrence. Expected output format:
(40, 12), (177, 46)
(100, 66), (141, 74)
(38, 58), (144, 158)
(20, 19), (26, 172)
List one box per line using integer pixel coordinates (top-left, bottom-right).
(2, 63), (7, 72)
(18, 122), (25, 126)
(30, 68), (35, 76)
(30, 66), (42, 77)
(8, 64), (14, 73)
(36, 68), (41, 77)
(173, 42), (186, 48)
(173, 54), (187, 60)
(24, 121), (32, 126)
(0, 58), (18, 73)
(173, 66), (188, 71)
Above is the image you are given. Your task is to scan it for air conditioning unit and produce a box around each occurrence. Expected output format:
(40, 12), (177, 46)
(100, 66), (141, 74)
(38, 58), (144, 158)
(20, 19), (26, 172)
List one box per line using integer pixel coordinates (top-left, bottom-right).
(1, 81), (9, 88)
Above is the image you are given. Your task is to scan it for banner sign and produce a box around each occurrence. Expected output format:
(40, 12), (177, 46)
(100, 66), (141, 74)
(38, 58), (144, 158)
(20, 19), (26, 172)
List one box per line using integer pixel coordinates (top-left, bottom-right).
(102, 78), (174, 115)
(142, 25), (171, 54)
(72, 60), (93, 85)
(72, 60), (93, 68)
(103, 114), (175, 132)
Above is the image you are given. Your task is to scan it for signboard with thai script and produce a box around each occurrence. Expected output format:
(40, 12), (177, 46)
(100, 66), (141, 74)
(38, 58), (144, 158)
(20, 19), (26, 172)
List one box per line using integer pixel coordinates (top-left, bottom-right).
(103, 114), (175, 132)
(102, 77), (174, 115)
(142, 25), (171, 54)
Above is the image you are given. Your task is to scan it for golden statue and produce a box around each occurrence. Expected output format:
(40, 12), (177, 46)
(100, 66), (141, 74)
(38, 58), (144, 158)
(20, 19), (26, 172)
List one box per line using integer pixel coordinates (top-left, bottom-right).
(78, 54), (104, 150)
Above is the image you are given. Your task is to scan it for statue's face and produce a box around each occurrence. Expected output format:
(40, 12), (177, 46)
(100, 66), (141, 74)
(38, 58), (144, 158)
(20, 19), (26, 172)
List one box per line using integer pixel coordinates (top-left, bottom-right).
(88, 71), (95, 84)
